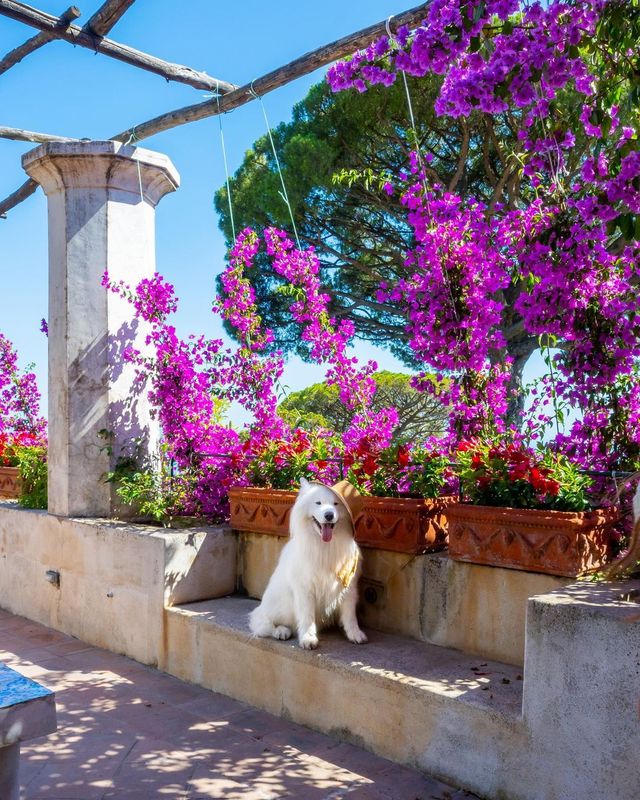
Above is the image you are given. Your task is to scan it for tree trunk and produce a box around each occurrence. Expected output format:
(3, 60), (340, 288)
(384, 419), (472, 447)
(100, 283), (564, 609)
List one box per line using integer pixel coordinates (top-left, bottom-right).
(505, 339), (537, 429)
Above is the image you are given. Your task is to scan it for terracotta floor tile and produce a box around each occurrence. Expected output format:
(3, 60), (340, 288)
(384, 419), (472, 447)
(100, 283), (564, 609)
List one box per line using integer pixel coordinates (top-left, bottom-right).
(0, 610), (476, 800)
(0, 615), (37, 632)
(258, 722), (342, 758)
(370, 765), (458, 800)
(188, 765), (288, 799)
(23, 732), (137, 798)
(138, 676), (212, 705)
(177, 691), (250, 719)
(226, 706), (301, 741)
(44, 638), (97, 657)
(321, 741), (395, 779)
(110, 745), (196, 794)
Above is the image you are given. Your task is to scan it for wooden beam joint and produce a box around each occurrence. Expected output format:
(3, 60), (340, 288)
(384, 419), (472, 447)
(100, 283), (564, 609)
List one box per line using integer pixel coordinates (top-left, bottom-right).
(84, 0), (136, 37)
(0, 0), (237, 92)
(0, 2), (432, 218)
(0, 4), (80, 76)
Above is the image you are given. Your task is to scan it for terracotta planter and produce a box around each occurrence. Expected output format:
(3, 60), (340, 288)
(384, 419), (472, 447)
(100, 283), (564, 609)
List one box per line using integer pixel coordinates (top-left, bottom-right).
(355, 495), (452, 553)
(229, 487), (296, 537)
(228, 486), (453, 554)
(447, 502), (619, 577)
(0, 466), (20, 499)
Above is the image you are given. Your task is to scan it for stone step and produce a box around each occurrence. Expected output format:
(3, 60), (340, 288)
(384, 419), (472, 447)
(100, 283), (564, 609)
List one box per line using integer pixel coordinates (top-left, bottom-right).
(162, 596), (526, 794)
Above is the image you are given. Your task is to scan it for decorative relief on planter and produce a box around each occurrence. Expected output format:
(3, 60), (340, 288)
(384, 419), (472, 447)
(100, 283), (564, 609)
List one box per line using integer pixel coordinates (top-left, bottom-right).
(355, 495), (452, 553)
(229, 488), (296, 537)
(229, 487), (453, 554)
(0, 466), (20, 499)
(447, 502), (618, 577)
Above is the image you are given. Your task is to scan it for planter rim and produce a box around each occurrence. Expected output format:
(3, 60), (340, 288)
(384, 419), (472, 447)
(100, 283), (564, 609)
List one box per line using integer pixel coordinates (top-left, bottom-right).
(448, 501), (618, 523)
(229, 486), (296, 495)
(229, 485), (451, 553)
(229, 486), (454, 503)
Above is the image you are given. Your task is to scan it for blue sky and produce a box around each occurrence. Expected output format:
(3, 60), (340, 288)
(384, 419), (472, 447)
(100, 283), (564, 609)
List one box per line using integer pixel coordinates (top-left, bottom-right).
(1, 0), (415, 419)
(1, 1), (545, 423)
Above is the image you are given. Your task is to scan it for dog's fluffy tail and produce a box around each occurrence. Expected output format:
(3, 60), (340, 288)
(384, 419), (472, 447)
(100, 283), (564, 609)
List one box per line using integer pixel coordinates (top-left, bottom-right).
(248, 605), (272, 638)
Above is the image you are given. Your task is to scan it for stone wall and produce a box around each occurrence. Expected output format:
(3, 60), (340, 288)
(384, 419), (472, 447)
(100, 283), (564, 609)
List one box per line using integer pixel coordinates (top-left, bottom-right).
(237, 531), (568, 665)
(2, 504), (639, 799)
(0, 502), (236, 665)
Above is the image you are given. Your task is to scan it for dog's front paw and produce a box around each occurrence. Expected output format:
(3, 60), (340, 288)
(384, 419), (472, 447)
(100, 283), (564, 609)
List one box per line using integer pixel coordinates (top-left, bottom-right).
(347, 628), (368, 644)
(273, 625), (292, 640)
(299, 633), (319, 650)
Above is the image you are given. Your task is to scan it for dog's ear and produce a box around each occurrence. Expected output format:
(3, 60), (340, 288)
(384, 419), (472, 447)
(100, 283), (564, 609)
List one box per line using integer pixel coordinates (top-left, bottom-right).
(299, 477), (310, 493)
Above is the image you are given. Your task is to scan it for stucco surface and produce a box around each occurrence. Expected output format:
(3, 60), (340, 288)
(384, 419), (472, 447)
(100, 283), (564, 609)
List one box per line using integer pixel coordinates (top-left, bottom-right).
(162, 586), (640, 800)
(237, 532), (568, 665)
(0, 503), (236, 665)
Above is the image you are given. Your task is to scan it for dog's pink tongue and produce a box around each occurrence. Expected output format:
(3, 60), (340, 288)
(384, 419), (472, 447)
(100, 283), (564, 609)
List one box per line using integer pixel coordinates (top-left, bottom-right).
(321, 523), (333, 543)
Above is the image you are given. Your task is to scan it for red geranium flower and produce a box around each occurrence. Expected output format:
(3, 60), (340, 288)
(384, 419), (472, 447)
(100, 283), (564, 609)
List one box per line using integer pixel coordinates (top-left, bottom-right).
(509, 465), (528, 481)
(292, 430), (310, 453)
(457, 440), (475, 452)
(545, 479), (560, 496)
(529, 467), (545, 491)
(362, 455), (378, 476)
(397, 445), (410, 467)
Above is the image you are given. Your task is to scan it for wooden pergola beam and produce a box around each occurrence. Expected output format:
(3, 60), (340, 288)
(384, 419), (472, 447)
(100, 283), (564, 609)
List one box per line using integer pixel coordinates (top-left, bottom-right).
(0, 1), (432, 219)
(112, 2), (431, 142)
(0, 0), (237, 93)
(0, 126), (80, 144)
(0, 5), (80, 76)
(0, 0), (139, 76)
(0, 126), (81, 217)
(84, 0), (136, 36)
(0, 176), (38, 218)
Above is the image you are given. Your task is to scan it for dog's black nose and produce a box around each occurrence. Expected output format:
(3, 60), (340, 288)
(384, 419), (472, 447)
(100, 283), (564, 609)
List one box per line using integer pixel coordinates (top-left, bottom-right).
(324, 510), (335, 522)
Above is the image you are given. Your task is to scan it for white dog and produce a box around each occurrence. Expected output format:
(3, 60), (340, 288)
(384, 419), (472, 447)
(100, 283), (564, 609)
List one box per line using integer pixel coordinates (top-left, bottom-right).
(249, 477), (367, 649)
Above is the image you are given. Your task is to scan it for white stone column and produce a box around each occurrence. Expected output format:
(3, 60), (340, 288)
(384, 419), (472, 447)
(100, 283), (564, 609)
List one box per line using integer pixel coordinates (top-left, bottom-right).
(23, 141), (180, 517)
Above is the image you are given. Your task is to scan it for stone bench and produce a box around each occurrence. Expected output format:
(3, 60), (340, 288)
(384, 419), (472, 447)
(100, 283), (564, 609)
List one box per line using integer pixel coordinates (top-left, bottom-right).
(0, 663), (57, 800)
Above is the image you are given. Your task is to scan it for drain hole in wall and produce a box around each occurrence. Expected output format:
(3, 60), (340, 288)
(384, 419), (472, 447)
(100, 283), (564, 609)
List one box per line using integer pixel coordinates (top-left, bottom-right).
(360, 578), (385, 606)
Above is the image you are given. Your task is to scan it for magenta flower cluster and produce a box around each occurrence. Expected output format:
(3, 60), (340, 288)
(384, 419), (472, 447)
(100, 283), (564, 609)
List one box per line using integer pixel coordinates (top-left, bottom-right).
(214, 228), (291, 467)
(0, 332), (47, 442)
(102, 220), (403, 516)
(263, 227), (398, 452)
(328, 0), (597, 118)
(102, 270), (242, 516)
(328, 0), (640, 473)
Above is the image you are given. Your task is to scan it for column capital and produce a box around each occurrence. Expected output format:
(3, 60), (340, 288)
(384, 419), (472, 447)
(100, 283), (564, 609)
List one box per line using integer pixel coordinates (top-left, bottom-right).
(23, 140), (180, 207)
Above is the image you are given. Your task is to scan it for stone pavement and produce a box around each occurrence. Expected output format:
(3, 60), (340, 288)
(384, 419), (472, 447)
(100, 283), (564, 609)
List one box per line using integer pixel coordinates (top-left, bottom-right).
(0, 608), (479, 800)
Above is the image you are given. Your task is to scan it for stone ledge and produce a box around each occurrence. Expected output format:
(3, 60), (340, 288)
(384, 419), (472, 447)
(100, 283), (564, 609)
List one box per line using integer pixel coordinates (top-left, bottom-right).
(167, 596), (524, 719)
(521, 579), (640, 800)
(0, 505), (236, 665)
(237, 531), (569, 665)
(162, 596), (526, 794)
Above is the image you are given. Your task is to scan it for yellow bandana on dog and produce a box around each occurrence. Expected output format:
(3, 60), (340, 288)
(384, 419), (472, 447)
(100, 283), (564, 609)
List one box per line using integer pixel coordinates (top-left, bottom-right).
(336, 554), (359, 589)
